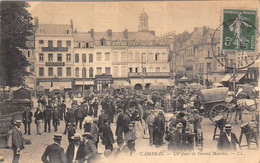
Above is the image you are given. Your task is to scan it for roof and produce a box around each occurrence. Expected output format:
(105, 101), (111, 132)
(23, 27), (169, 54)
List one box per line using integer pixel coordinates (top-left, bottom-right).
(74, 32), (93, 41)
(37, 24), (72, 35)
(128, 32), (155, 40)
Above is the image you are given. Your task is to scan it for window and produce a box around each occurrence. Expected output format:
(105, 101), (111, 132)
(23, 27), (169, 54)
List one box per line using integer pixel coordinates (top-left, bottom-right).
(143, 67), (147, 73)
(58, 67), (62, 76)
(96, 52), (102, 61)
(82, 54), (86, 63)
(66, 30), (70, 34)
(121, 66), (126, 76)
(66, 67), (71, 76)
(148, 53), (153, 61)
(39, 53), (44, 61)
(48, 67), (53, 76)
(121, 52), (127, 62)
(155, 53), (159, 61)
(57, 54), (62, 62)
(141, 53), (146, 61)
(27, 51), (30, 57)
(135, 67), (138, 73)
(39, 40), (44, 44)
(100, 38), (106, 46)
(48, 40), (53, 47)
(66, 41), (71, 47)
(30, 62), (35, 72)
(78, 42), (81, 48)
(57, 40), (62, 47)
(156, 67), (160, 72)
(89, 54), (93, 63)
(48, 53), (53, 61)
(129, 68), (133, 73)
(114, 67), (118, 76)
(207, 62), (211, 72)
(75, 67), (79, 77)
(82, 68), (86, 78)
(66, 54), (71, 62)
(135, 53), (140, 61)
(39, 67), (44, 76)
(105, 67), (111, 75)
(105, 52), (110, 61)
(89, 67), (93, 77)
(113, 52), (118, 62)
(86, 42), (89, 48)
(97, 67), (102, 75)
(75, 53), (79, 63)
(207, 51), (210, 57)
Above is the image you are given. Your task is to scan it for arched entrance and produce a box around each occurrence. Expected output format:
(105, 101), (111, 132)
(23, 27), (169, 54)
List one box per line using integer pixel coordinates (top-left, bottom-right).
(134, 84), (143, 90)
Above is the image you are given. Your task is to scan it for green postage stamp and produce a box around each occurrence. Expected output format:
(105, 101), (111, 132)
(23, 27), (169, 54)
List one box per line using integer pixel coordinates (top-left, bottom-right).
(222, 9), (257, 51)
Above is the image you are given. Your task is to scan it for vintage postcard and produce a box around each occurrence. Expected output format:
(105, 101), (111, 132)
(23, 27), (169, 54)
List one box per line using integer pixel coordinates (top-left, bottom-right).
(0, 0), (259, 163)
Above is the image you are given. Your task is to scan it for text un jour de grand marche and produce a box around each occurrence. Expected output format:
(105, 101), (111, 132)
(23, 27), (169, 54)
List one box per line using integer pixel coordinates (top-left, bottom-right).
(139, 151), (245, 157)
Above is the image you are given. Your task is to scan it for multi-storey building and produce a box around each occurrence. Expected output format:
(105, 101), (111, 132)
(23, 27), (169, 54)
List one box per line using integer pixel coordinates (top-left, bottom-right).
(25, 11), (173, 92)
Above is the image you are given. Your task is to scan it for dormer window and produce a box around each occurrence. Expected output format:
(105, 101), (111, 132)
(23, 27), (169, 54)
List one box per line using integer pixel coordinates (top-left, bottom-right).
(100, 38), (106, 46)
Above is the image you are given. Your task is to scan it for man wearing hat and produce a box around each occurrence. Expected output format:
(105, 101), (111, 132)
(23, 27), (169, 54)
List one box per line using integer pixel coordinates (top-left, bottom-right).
(91, 99), (99, 118)
(66, 133), (84, 163)
(125, 123), (137, 155)
(22, 107), (33, 135)
(153, 110), (165, 148)
(64, 108), (75, 134)
(81, 132), (97, 163)
(43, 106), (52, 133)
(217, 124), (239, 151)
(115, 109), (124, 145)
(67, 123), (76, 143)
(52, 107), (60, 132)
(175, 112), (186, 133)
(41, 134), (67, 163)
(12, 120), (24, 163)
(175, 123), (183, 151)
(90, 117), (99, 148)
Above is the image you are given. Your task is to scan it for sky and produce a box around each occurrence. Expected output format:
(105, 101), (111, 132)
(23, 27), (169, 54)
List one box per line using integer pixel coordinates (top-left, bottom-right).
(28, 1), (260, 36)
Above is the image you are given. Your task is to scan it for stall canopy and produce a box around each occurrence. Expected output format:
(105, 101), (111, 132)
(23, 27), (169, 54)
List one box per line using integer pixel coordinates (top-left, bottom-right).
(13, 88), (31, 100)
(220, 73), (232, 82)
(229, 73), (246, 82)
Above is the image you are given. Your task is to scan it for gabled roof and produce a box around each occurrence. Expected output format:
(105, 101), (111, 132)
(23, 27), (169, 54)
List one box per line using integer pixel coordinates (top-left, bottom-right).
(74, 32), (93, 42)
(128, 32), (155, 40)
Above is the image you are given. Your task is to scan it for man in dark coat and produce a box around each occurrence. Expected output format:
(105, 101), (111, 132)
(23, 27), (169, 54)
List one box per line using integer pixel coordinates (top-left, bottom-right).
(43, 106), (52, 133)
(74, 106), (85, 129)
(97, 110), (106, 130)
(41, 134), (67, 163)
(175, 112), (186, 133)
(53, 107), (60, 132)
(175, 123), (183, 151)
(34, 107), (43, 135)
(64, 108), (75, 134)
(81, 132), (98, 163)
(177, 96), (185, 111)
(91, 99), (99, 118)
(59, 101), (66, 121)
(67, 123), (76, 143)
(101, 118), (114, 151)
(171, 98), (177, 112)
(115, 109), (124, 144)
(22, 107), (33, 135)
(12, 120), (24, 163)
(90, 118), (99, 148)
(153, 110), (165, 148)
(66, 133), (84, 163)
(217, 124), (239, 151)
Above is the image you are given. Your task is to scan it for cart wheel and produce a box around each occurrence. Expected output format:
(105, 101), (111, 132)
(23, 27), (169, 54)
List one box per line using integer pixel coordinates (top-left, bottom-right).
(209, 104), (232, 123)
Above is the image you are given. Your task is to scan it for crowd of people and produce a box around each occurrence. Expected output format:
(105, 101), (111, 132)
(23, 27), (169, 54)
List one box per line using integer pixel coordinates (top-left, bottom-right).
(9, 85), (259, 163)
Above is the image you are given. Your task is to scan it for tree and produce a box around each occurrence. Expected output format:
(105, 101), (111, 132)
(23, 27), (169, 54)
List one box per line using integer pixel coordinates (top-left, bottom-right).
(0, 1), (34, 88)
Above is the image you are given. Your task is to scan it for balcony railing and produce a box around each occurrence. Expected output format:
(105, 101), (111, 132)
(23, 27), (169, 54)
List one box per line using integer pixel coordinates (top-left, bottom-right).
(128, 72), (171, 77)
(41, 47), (68, 52)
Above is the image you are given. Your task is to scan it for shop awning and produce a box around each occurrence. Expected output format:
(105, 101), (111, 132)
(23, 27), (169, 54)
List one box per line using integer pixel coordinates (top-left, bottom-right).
(53, 82), (71, 89)
(75, 81), (94, 85)
(220, 74), (232, 82)
(39, 82), (52, 89)
(229, 73), (246, 82)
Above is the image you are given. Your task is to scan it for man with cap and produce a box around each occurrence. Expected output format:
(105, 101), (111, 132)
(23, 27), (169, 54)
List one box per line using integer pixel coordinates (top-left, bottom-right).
(22, 107), (33, 135)
(90, 117), (99, 148)
(67, 123), (76, 143)
(64, 108), (75, 134)
(34, 107), (43, 135)
(66, 133), (84, 163)
(74, 106), (85, 129)
(43, 106), (52, 133)
(91, 99), (99, 118)
(217, 124), (239, 151)
(52, 107), (61, 132)
(81, 132), (98, 163)
(125, 123), (137, 155)
(12, 120), (24, 163)
(41, 134), (67, 163)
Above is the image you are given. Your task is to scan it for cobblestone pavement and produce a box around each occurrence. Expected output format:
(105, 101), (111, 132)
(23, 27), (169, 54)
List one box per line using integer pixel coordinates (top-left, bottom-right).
(0, 106), (257, 163)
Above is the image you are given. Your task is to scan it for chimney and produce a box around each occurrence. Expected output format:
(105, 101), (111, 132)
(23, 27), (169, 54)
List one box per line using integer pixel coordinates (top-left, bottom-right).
(34, 17), (39, 28)
(89, 28), (94, 38)
(107, 29), (112, 37)
(123, 29), (128, 39)
(70, 19), (74, 32)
